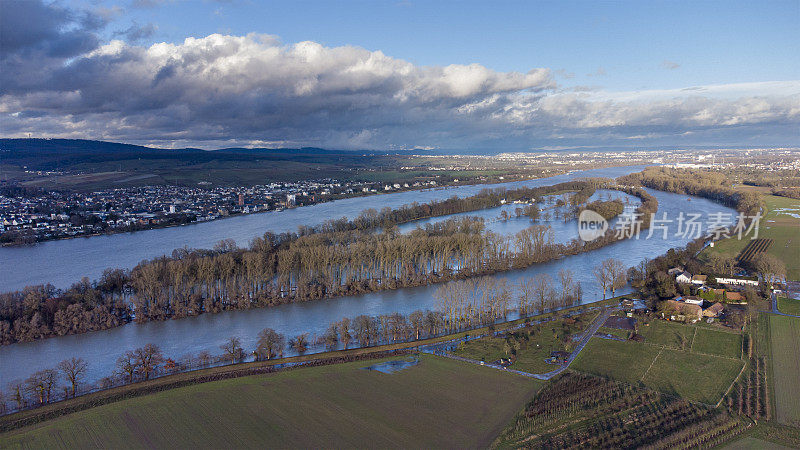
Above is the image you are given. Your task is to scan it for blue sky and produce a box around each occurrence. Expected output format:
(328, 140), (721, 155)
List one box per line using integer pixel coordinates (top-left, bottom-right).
(1, 0), (798, 151)
(92, 0), (800, 90)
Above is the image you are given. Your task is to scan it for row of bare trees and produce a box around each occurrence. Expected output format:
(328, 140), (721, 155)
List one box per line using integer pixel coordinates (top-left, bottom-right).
(1, 179), (650, 347)
(0, 256), (627, 416)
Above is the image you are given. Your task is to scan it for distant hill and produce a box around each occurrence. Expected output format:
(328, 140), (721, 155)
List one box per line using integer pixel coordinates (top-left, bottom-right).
(0, 138), (394, 157)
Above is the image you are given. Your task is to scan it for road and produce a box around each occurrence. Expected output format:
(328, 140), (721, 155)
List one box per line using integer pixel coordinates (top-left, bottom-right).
(422, 305), (617, 380)
(769, 291), (800, 318)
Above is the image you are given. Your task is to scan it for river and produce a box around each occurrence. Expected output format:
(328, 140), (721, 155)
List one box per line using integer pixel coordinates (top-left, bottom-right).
(0, 166), (643, 292)
(0, 165), (737, 386)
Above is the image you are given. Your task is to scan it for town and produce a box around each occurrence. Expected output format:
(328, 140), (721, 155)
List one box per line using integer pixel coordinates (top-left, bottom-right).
(0, 179), (443, 244)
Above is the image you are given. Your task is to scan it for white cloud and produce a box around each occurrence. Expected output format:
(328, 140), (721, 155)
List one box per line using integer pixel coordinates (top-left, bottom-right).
(1, 2), (798, 151)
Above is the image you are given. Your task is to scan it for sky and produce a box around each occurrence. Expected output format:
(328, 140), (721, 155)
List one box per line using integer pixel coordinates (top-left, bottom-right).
(1, 0), (798, 152)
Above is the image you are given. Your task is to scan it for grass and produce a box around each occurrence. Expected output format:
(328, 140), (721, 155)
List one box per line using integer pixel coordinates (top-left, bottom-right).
(0, 354), (544, 449)
(692, 327), (743, 358)
(452, 311), (599, 374)
(768, 314), (800, 427)
(571, 339), (657, 384)
(725, 421), (800, 449)
(597, 326), (630, 339)
(572, 319), (747, 404)
(723, 437), (795, 450)
(641, 349), (744, 404)
(777, 297), (800, 316)
(703, 195), (800, 280)
(637, 318), (695, 349)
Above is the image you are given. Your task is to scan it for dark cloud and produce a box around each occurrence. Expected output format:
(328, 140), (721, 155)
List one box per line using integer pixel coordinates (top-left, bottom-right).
(0, 7), (797, 150)
(115, 23), (158, 43)
(0, 0), (100, 57)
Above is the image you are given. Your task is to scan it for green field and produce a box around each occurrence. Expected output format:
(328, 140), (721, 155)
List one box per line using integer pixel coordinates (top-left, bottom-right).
(0, 354), (543, 448)
(777, 297), (800, 316)
(692, 327), (743, 358)
(641, 349), (744, 404)
(703, 195), (800, 280)
(571, 339), (657, 384)
(638, 319), (695, 349)
(597, 326), (630, 339)
(572, 320), (746, 404)
(768, 314), (800, 427)
(724, 436), (795, 450)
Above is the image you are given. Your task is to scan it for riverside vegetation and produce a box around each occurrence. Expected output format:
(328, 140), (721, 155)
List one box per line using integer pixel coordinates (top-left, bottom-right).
(0, 178), (657, 345)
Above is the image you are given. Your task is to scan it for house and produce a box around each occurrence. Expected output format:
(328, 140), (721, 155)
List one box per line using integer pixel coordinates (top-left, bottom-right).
(668, 267), (685, 276)
(664, 300), (703, 322)
(691, 275), (708, 285)
(682, 295), (704, 306)
(676, 271), (693, 284)
(715, 277), (759, 287)
(703, 302), (725, 318)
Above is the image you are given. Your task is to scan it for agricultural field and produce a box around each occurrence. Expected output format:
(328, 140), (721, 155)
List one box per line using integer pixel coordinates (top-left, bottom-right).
(642, 349), (744, 404)
(0, 354), (543, 448)
(777, 297), (800, 316)
(572, 320), (746, 404)
(692, 327), (743, 358)
(570, 338), (656, 384)
(768, 314), (800, 427)
(637, 318), (695, 350)
(703, 195), (800, 280)
(452, 311), (598, 374)
(494, 372), (748, 449)
(724, 436), (795, 450)
(738, 238), (774, 264)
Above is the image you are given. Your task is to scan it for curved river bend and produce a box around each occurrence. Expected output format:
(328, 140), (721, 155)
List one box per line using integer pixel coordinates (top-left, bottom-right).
(0, 165), (737, 385)
(0, 166), (646, 291)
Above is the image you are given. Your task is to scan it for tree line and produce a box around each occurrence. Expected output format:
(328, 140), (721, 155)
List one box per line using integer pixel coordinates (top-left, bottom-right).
(1, 178), (653, 346)
(617, 167), (762, 217)
(1, 259), (618, 416)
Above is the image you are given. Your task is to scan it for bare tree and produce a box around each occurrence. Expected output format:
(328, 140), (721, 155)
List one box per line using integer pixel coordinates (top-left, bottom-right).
(116, 351), (138, 383)
(133, 344), (164, 381)
(57, 357), (88, 398)
(25, 369), (58, 405)
(755, 254), (786, 287)
(323, 325), (338, 350)
(532, 274), (555, 311)
(289, 333), (309, 354)
(594, 258), (627, 299)
(220, 336), (244, 362)
(195, 351), (211, 367)
(255, 328), (285, 360)
(338, 318), (351, 349)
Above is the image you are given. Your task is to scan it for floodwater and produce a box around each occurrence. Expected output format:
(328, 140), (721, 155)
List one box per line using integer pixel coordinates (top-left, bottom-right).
(0, 165), (738, 386)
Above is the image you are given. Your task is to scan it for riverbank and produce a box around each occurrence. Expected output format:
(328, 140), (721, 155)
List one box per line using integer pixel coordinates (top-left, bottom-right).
(0, 298), (618, 430)
(1, 170), (574, 247)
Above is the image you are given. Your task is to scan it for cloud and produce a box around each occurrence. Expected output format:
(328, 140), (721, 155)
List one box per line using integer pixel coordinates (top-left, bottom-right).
(1, 3), (798, 150)
(114, 23), (158, 43)
(662, 60), (681, 70)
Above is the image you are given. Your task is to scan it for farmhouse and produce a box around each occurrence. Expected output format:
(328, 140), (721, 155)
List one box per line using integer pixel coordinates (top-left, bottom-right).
(668, 267), (684, 276)
(703, 302), (725, 318)
(675, 271), (693, 284)
(663, 300), (703, 322)
(682, 295), (704, 306)
(691, 275), (707, 285)
(715, 277), (759, 287)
